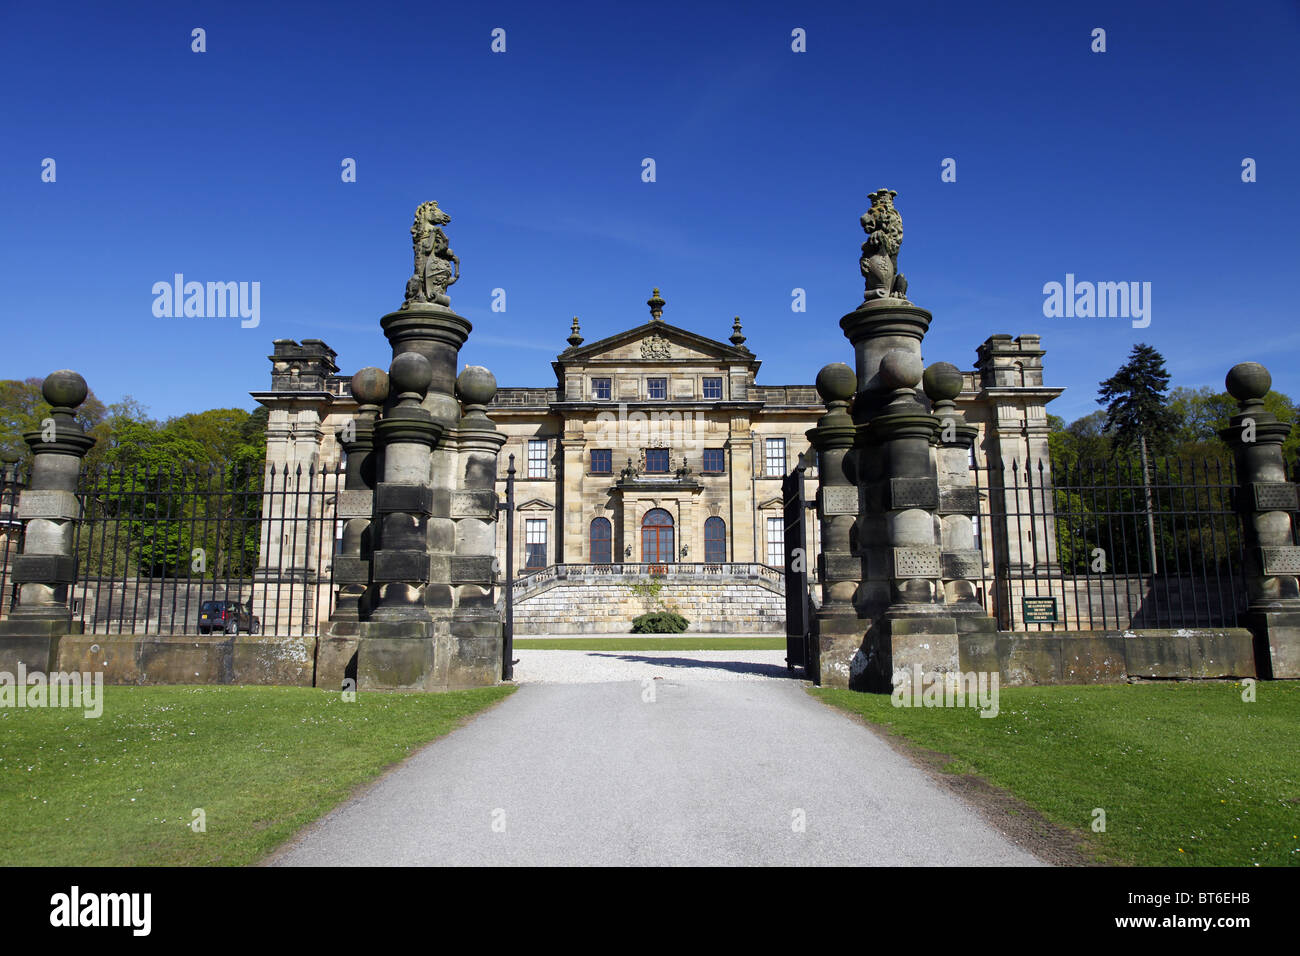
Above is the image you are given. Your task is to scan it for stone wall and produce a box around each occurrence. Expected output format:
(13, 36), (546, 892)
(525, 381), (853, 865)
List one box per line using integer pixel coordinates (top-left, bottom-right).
(959, 627), (1257, 685)
(514, 580), (787, 634)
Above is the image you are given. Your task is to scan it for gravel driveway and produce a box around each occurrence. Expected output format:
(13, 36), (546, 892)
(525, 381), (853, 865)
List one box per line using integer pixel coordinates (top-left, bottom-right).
(271, 661), (1044, 866)
(513, 648), (792, 683)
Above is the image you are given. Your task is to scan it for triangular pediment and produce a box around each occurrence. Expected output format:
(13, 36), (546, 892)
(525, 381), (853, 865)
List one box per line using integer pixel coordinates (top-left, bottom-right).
(559, 321), (755, 367)
(516, 498), (555, 511)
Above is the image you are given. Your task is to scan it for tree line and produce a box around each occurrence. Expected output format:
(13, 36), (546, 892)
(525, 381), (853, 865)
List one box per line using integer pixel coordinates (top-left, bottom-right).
(1, 378), (270, 579)
(1044, 345), (1297, 577)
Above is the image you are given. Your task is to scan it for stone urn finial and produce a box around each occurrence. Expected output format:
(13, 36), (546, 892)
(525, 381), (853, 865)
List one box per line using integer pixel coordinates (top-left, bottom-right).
(647, 288), (666, 321)
(567, 316), (584, 348)
(730, 315), (747, 349)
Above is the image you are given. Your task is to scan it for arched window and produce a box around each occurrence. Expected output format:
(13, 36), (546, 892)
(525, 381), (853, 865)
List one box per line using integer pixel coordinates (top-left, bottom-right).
(704, 516), (726, 563)
(590, 517), (612, 565)
(641, 508), (675, 564)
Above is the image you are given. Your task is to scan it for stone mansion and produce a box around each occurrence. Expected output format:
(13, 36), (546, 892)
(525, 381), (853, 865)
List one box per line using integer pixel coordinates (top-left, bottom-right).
(254, 289), (1061, 617)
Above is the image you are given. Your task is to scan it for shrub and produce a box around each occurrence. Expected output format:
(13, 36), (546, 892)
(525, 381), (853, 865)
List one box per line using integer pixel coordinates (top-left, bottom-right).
(631, 611), (689, 634)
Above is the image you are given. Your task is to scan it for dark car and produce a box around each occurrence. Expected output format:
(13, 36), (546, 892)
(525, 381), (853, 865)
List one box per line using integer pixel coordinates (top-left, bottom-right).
(198, 600), (260, 635)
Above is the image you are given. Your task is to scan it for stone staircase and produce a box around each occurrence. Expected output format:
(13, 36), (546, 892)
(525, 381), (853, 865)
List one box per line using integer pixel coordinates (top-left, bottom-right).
(503, 563), (789, 635)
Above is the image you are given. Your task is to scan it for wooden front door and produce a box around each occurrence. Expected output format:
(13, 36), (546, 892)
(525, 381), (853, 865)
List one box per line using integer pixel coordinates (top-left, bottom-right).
(641, 508), (675, 563)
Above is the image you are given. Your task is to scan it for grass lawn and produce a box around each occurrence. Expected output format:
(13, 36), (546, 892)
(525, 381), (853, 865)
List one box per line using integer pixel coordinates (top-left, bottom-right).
(0, 683), (514, 866)
(514, 636), (787, 650)
(810, 681), (1300, 867)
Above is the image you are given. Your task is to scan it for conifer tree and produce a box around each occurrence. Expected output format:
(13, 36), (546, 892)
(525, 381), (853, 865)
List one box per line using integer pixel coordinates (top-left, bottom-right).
(1097, 344), (1178, 572)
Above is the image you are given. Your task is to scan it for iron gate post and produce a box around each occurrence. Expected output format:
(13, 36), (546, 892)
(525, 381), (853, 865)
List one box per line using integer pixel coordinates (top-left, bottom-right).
(503, 454), (515, 681)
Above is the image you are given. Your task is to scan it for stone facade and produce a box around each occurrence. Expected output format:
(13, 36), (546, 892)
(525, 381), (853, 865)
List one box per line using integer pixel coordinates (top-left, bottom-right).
(256, 296), (1061, 636)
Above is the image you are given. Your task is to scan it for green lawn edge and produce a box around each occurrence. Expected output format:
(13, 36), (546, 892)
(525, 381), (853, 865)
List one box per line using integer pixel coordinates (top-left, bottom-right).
(0, 683), (516, 866)
(809, 682), (1300, 867)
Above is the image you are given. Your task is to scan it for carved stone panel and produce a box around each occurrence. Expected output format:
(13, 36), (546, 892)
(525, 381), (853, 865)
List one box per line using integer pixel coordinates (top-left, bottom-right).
(450, 555), (496, 584)
(821, 486), (859, 516)
(375, 483), (434, 516)
(12, 553), (78, 584)
(938, 487), (980, 516)
(16, 490), (82, 521)
(823, 553), (862, 580)
(1253, 482), (1300, 513)
(641, 335), (671, 360)
(332, 555), (370, 585)
(451, 490), (498, 519)
(1260, 547), (1300, 575)
(336, 490), (374, 519)
(942, 550), (984, 580)
(892, 547), (941, 578)
(889, 477), (939, 511)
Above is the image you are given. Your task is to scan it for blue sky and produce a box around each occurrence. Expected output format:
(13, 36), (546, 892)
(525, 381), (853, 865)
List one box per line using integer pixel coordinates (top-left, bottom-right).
(2, 0), (1297, 425)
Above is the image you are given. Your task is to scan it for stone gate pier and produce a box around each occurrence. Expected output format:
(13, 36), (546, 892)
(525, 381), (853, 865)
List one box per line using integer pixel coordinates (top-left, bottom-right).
(808, 189), (997, 691)
(321, 201), (507, 691)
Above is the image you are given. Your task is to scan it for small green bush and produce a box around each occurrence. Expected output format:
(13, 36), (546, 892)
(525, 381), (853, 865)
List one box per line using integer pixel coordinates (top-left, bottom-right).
(630, 611), (689, 634)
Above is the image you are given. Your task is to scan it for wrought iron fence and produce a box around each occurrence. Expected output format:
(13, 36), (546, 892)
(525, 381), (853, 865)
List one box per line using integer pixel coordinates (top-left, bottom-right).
(973, 453), (1252, 631)
(0, 463), (26, 618)
(64, 461), (342, 635)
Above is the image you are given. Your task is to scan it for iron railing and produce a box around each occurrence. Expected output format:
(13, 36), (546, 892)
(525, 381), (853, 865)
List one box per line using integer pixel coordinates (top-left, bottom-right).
(974, 454), (1252, 631)
(63, 461), (341, 635)
(0, 463), (26, 618)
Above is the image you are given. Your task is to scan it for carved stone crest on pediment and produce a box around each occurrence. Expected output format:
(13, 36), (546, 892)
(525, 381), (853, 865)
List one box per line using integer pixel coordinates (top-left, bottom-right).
(641, 334), (671, 360)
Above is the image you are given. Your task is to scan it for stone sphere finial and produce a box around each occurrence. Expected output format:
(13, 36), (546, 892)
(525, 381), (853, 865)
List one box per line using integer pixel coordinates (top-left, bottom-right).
(922, 362), (964, 403)
(815, 363), (856, 404)
(351, 367), (390, 407)
(456, 365), (498, 406)
(389, 352), (432, 399)
(43, 370), (88, 409)
(878, 350), (922, 390)
(1225, 362), (1271, 403)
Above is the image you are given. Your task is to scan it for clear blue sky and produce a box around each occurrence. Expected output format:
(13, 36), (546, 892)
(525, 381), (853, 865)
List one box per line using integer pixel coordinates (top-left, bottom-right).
(3, 0), (1297, 425)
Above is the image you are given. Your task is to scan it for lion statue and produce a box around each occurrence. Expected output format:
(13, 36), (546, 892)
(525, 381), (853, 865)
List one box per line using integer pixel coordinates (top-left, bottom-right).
(402, 200), (460, 308)
(859, 188), (908, 301)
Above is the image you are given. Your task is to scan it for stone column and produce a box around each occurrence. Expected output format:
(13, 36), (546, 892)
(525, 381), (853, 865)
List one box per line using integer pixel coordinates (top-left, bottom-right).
(621, 495), (637, 563)
(924, 362), (992, 635)
(444, 366), (507, 688)
(559, 432), (586, 564)
(973, 334), (1061, 573)
(1221, 362), (1300, 678)
(806, 363), (860, 685)
(0, 371), (96, 673)
(354, 199), (508, 691)
(831, 188), (997, 692)
(728, 428), (755, 562)
(357, 352), (443, 689)
(317, 367), (387, 688)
